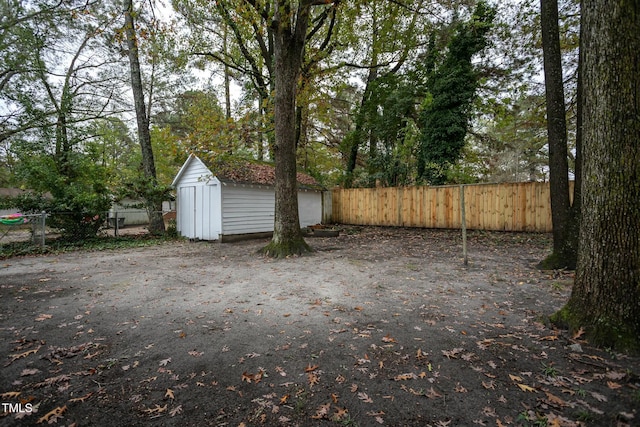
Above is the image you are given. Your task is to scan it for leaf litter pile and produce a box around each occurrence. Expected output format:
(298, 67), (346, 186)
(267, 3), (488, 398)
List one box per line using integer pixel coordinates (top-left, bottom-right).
(1, 227), (638, 426)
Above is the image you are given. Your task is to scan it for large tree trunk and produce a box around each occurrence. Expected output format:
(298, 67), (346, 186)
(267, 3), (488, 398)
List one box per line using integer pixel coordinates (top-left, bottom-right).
(538, 0), (575, 269)
(552, 0), (640, 352)
(124, 0), (164, 234)
(259, 1), (312, 257)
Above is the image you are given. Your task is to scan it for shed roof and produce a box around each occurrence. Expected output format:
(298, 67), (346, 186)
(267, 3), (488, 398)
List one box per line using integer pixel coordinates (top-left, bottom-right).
(172, 154), (323, 190)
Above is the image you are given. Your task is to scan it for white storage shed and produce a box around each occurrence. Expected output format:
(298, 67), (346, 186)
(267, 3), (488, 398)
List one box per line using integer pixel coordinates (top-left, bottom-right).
(171, 154), (324, 241)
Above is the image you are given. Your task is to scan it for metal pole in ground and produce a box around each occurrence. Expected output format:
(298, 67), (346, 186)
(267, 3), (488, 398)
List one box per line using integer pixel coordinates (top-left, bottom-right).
(40, 211), (46, 248)
(460, 185), (468, 266)
(114, 211), (119, 237)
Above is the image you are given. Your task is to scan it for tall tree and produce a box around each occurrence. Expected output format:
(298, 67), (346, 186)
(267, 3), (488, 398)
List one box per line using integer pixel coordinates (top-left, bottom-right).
(342, 0), (426, 187)
(174, 0), (277, 158)
(123, 0), (165, 234)
(177, 0), (337, 256)
(552, 0), (639, 352)
(259, 0), (335, 257)
(2, 0), (118, 239)
(417, 1), (496, 184)
(538, 0), (576, 269)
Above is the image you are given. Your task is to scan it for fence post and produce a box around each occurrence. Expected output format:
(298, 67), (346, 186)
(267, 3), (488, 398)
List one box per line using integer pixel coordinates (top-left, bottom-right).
(40, 211), (46, 248)
(460, 185), (468, 266)
(114, 211), (119, 237)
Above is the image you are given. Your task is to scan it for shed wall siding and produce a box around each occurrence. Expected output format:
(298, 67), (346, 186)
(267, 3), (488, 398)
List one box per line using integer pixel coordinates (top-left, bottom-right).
(298, 191), (322, 226)
(221, 186), (275, 234)
(178, 159), (213, 186)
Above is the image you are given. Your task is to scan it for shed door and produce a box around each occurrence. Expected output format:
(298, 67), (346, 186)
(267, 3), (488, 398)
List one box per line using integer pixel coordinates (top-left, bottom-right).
(179, 186), (196, 238)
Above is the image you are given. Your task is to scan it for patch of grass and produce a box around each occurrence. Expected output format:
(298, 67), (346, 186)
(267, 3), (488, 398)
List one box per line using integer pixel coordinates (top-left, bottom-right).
(293, 389), (308, 416)
(344, 226), (362, 235)
(405, 263), (420, 271)
(574, 410), (594, 422)
(541, 362), (558, 377)
(337, 415), (358, 426)
(575, 388), (587, 397)
(516, 411), (548, 427)
(0, 234), (181, 259)
(549, 281), (567, 291)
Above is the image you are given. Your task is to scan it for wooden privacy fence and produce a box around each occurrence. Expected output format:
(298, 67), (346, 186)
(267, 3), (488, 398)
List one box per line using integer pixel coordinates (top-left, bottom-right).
(331, 181), (568, 233)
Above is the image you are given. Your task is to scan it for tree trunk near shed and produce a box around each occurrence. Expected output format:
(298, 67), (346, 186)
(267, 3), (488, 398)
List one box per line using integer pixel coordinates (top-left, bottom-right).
(259, 1), (312, 258)
(551, 0), (640, 352)
(124, 0), (165, 235)
(538, 0), (576, 270)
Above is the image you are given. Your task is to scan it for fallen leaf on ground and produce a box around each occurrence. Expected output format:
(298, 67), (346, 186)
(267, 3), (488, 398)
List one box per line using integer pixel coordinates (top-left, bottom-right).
(308, 372), (320, 386)
(21, 368), (41, 376)
(517, 383), (537, 393)
(416, 348), (427, 360)
(0, 391), (21, 399)
(358, 392), (373, 403)
(241, 370), (264, 383)
(170, 405), (183, 417)
(382, 334), (397, 343)
(311, 402), (331, 419)
(509, 374), (523, 382)
(590, 391), (607, 402)
(37, 405), (66, 424)
(143, 404), (167, 415)
(572, 327), (585, 340)
(333, 407), (348, 421)
(605, 371), (626, 380)
(544, 391), (568, 407)
(425, 387), (442, 399)
(394, 373), (416, 381)
(68, 392), (92, 403)
(482, 380), (495, 390)
(7, 346), (41, 365)
(442, 348), (463, 359)
(34, 314), (52, 322)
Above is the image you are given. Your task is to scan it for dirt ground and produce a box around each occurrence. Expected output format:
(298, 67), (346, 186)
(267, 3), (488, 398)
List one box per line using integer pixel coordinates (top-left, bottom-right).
(1, 227), (638, 427)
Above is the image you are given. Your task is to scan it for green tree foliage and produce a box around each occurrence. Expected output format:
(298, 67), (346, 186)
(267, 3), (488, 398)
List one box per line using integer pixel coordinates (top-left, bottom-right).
(12, 150), (111, 241)
(352, 73), (419, 187)
(341, 0), (427, 187)
(417, 1), (496, 185)
(173, 0), (277, 158)
(152, 90), (258, 170)
(1, 1), (119, 239)
(467, 96), (548, 183)
(85, 118), (139, 188)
